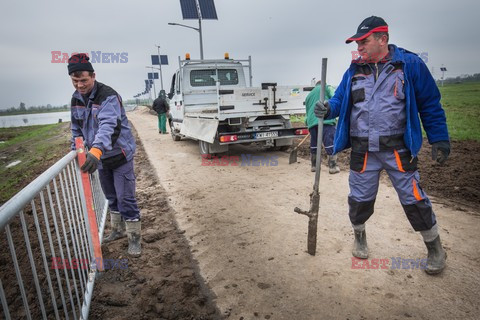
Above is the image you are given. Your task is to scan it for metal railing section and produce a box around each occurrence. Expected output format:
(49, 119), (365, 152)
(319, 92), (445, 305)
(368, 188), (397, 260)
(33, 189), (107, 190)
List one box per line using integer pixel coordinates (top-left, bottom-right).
(0, 138), (108, 320)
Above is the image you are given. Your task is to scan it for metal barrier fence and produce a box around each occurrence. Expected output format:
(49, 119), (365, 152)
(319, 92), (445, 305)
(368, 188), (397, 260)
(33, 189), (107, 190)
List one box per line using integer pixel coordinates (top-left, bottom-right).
(0, 138), (108, 320)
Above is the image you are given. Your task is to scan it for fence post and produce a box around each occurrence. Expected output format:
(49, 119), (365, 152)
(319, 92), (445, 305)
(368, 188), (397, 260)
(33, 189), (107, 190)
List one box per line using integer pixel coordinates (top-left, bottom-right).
(75, 137), (104, 272)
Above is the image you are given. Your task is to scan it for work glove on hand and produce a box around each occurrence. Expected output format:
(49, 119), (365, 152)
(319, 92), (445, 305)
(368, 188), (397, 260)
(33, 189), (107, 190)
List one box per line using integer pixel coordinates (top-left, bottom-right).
(314, 101), (330, 118)
(431, 141), (450, 165)
(81, 147), (102, 174)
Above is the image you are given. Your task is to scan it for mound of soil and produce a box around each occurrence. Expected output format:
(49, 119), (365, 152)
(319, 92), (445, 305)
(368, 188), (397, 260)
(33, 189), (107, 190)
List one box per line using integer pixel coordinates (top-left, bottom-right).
(292, 135), (480, 207)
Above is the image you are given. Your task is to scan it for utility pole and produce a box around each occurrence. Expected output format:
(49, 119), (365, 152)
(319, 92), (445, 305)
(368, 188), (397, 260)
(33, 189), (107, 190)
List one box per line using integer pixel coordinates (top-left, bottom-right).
(195, 0), (204, 60)
(168, 22), (203, 60)
(155, 45), (164, 90)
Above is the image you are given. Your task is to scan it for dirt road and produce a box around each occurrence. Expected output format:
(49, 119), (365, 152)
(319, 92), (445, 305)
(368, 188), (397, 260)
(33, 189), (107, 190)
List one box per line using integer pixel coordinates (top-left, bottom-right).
(128, 107), (480, 320)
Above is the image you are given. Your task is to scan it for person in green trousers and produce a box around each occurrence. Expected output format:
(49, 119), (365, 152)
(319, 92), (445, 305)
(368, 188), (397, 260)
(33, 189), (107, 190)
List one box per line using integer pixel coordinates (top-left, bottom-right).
(152, 90), (169, 134)
(305, 81), (340, 173)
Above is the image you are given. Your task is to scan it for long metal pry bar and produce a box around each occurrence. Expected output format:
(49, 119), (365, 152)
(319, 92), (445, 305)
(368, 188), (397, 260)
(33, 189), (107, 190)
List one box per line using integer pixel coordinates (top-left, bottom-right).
(294, 58), (328, 256)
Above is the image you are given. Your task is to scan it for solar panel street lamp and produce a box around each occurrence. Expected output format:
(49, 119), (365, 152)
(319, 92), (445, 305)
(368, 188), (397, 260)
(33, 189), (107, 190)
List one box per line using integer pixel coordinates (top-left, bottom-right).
(145, 79), (153, 102)
(152, 46), (168, 90)
(169, 0), (218, 60)
(440, 66), (447, 87)
(167, 22), (203, 59)
(146, 67), (159, 97)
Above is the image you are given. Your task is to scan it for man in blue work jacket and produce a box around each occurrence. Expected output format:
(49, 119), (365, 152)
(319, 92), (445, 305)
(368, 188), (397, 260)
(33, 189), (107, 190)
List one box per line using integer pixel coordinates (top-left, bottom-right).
(315, 16), (450, 274)
(68, 53), (142, 256)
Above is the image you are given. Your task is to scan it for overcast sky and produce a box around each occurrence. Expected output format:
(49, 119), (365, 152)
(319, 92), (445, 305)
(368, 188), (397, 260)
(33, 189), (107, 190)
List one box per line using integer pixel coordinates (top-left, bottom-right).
(0, 0), (478, 110)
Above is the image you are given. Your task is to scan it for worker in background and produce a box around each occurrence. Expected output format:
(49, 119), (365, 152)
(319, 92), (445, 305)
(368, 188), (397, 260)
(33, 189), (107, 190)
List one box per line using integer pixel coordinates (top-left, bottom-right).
(152, 90), (170, 134)
(305, 80), (340, 173)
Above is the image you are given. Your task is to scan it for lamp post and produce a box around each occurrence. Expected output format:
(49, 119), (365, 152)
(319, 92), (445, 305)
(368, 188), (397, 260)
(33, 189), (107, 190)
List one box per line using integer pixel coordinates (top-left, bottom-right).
(168, 22), (204, 60)
(155, 45), (165, 90)
(145, 66), (157, 98)
(440, 65), (447, 87)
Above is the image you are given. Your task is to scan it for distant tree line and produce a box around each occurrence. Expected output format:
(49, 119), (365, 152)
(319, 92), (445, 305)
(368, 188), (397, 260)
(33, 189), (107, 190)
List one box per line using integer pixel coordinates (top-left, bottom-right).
(0, 102), (69, 115)
(437, 73), (480, 85)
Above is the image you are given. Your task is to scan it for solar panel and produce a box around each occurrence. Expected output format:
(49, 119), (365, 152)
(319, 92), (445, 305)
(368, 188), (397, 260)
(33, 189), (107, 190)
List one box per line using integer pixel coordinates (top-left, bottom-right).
(198, 0), (217, 20)
(148, 73), (159, 80)
(180, 0), (217, 20)
(180, 0), (198, 19)
(152, 55), (169, 65)
(160, 55), (169, 65)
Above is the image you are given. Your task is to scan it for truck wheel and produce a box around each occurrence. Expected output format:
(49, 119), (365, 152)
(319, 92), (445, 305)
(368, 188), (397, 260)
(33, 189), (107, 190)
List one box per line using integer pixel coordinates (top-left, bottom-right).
(169, 120), (181, 141)
(171, 131), (181, 141)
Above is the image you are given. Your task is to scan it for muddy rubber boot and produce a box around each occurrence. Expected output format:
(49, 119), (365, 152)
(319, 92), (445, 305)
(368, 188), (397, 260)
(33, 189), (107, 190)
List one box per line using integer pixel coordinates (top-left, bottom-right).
(352, 227), (368, 259)
(310, 153), (317, 172)
(424, 235), (446, 275)
(126, 221), (142, 257)
(328, 155), (340, 174)
(103, 212), (126, 243)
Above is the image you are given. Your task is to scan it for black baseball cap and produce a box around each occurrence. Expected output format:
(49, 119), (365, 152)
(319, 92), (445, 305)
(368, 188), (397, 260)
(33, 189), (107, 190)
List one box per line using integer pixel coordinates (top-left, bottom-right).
(346, 16), (389, 44)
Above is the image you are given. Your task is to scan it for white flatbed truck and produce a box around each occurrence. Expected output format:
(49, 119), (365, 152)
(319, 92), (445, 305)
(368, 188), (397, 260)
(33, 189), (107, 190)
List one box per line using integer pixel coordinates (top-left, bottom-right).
(167, 54), (311, 155)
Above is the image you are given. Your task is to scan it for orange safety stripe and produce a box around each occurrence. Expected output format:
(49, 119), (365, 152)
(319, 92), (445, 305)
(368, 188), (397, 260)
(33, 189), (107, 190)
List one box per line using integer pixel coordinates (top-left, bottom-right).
(412, 179), (423, 201)
(394, 149), (406, 172)
(360, 152), (368, 173)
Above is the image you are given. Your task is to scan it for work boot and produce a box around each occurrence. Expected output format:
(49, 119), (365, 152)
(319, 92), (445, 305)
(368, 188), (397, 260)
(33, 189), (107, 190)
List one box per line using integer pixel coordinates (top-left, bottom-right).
(424, 235), (446, 275)
(328, 155), (340, 174)
(352, 229), (368, 259)
(310, 153), (317, 172)
(125, 220), (142, 257)
(103, 211), (126, 243)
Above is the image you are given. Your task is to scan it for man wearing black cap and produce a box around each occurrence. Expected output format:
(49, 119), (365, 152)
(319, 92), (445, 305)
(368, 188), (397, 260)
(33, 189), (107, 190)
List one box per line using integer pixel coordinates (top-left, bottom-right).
(315, 16), (450, 274)
(68, 53), (142, 256)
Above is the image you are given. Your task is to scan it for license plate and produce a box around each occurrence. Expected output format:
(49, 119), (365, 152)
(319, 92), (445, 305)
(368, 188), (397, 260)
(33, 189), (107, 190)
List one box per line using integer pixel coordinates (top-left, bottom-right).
(256, 131), (278, 139)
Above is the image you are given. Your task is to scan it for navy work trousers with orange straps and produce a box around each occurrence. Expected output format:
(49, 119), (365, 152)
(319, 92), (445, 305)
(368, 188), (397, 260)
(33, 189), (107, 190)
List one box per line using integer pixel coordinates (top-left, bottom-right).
(348, 149), (436, 231)
(98, 160), (141, 221)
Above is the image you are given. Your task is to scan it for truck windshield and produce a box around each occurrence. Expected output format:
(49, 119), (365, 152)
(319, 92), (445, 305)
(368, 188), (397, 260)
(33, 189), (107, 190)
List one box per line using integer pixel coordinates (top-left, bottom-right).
(190, 69), (239, 87)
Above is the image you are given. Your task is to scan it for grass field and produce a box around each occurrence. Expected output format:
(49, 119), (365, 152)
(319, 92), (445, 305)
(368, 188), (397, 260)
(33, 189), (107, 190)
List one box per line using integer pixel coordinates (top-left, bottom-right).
(0, 123), (70, 204)
(438, 82), (480, 141)
(292, 81), (480, 141)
